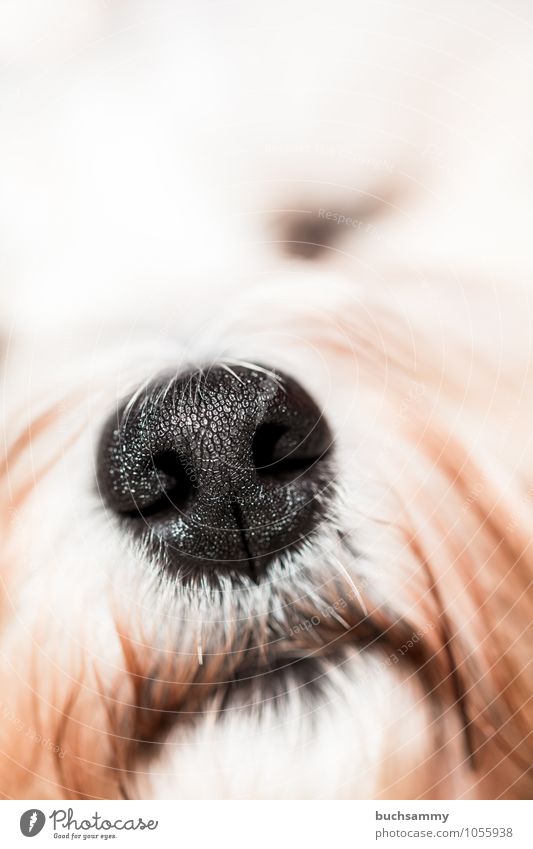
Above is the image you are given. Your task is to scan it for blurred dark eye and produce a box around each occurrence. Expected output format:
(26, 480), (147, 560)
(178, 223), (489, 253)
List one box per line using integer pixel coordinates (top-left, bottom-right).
(276, 198), (385, 261)
(275, 209), (337, 260)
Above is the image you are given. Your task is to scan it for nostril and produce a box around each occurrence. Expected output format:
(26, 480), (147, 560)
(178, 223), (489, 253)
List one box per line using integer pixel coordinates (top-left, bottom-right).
(252, 422), (327, 483)
(118, 450), (194, 521)
(138, 450), (194, 518)
(252, 423), (287, 475)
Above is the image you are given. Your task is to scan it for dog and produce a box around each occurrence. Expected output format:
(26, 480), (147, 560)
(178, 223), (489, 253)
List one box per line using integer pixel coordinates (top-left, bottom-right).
(0, 0), (532, 800)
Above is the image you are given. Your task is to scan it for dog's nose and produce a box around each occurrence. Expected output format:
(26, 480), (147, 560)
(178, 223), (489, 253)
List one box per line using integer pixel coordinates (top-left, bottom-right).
(97, 366), (333, 577)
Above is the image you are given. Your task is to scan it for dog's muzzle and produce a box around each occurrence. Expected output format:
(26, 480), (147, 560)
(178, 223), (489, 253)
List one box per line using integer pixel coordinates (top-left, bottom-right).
(96, 365), (334, 577)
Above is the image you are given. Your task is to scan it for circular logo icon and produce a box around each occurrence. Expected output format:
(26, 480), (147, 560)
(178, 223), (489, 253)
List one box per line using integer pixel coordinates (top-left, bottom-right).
(20, 810), (46, 837)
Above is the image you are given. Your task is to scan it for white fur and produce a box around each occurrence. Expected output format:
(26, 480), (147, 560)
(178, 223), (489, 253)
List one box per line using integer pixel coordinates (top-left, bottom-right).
(1, 1), (532, 800)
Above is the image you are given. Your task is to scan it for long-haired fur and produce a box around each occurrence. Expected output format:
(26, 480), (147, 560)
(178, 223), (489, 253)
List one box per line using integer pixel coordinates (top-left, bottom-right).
(1, 0), (532, 801)
(1, 274), (532, 799)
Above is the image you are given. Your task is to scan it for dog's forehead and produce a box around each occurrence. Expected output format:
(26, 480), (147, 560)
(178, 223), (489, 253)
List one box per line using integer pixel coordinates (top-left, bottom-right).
(0, 0), (527, 339)
(0, 0), (481, 335)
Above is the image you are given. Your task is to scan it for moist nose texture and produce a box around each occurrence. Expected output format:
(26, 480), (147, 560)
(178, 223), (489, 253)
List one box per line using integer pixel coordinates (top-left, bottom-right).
(97, 365), (334, 577)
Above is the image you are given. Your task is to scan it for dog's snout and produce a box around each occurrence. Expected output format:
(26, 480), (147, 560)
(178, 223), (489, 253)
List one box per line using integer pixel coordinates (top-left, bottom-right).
(96, 365), (334, 576)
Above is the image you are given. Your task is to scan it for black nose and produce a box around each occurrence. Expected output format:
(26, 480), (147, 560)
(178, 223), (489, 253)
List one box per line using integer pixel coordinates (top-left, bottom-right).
(96, 365), (333, 578)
